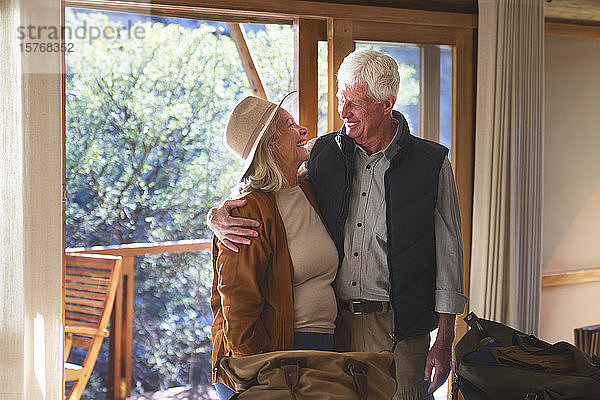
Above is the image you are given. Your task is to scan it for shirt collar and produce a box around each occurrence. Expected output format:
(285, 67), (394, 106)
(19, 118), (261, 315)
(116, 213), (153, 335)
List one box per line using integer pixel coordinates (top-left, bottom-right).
(353, 115), (402, 162)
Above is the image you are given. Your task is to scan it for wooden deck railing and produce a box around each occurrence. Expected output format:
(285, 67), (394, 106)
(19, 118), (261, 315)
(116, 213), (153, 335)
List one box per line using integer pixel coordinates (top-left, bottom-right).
(66, 239), (212, 400)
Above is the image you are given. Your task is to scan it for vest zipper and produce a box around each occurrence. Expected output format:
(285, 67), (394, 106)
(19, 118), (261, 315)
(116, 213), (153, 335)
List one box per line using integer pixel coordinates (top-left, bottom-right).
(337, 133), (354, 244)
(384, 149), (404, 348)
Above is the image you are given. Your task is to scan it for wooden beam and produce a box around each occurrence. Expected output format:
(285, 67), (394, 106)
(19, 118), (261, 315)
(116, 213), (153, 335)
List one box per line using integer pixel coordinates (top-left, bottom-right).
(227, 23), (267, 99)
(63, 0), (294, 24)
(452, 26), (475, 340)
(61, 3), (68, 398)
(106, 256), (134, 400)
(121, 256), (135, 399)
(66, 239), (212, 256)
(63, 0), (477, 28)
(327, 18), (353, 132)
(542, 268), (600, 287)
(353, 21), (459, 45)
(544, 0), (600, 25)
(108, 269), (124, 400)
(419, 45), (441, 142)
(545, 21), (600, 39)
(295, 18), (326, 139)
(446, 27), (475, 400)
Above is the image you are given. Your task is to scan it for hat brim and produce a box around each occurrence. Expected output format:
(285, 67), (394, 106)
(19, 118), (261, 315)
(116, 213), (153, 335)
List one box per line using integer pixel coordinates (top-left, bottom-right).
(237, 90), (299, 182)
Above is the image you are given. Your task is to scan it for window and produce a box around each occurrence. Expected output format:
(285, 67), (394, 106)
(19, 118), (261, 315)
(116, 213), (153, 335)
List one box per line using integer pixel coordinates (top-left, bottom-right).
(65, 7), (294, 397)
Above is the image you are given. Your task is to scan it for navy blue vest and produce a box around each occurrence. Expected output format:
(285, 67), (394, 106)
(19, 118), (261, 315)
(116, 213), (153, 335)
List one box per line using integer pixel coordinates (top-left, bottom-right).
(308, 112), (448, 341)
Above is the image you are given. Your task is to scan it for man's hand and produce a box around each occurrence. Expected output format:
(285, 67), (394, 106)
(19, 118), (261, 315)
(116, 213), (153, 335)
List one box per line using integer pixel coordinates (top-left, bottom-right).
(206, 199), (259, 252)
(424, 313), (456, 394)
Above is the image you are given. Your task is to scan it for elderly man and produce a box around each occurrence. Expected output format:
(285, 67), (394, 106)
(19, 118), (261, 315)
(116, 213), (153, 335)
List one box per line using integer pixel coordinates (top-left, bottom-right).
(208, 49), (467, 400)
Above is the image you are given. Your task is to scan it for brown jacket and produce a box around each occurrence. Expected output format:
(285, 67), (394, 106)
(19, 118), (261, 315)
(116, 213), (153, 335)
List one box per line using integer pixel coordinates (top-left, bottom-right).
(210, 180), (326, 386)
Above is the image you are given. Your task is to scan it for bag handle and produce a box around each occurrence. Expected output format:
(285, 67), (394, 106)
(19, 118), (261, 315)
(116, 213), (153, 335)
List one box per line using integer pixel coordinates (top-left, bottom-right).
(217, 356), (258, 392)
(278, 358), (306, 400)
(513, 334), (551, 352)
(344, 358), (369, 400)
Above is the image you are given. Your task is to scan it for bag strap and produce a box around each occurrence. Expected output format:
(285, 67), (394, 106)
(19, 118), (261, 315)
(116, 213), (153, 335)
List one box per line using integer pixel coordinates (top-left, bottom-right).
(344, 359), (369, 400)
(278, 358), (306, 400)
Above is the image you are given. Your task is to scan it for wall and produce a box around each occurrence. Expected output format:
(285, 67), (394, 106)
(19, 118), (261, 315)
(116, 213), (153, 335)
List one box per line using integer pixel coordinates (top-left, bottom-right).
(540, 34), (600, 344)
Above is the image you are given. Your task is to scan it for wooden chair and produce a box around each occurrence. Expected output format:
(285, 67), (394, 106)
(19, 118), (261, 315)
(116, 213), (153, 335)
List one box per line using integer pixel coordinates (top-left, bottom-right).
(64, 253), (123, 400)
(574, 324), (600, 357)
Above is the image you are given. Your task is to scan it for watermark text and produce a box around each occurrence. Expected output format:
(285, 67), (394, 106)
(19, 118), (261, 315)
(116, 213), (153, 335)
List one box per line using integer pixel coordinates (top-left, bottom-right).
(17, 20), (146, 46)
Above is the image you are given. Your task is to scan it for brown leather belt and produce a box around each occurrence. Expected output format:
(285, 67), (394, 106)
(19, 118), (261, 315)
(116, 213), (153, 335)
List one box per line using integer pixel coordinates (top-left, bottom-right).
(339, 300), (390, 315)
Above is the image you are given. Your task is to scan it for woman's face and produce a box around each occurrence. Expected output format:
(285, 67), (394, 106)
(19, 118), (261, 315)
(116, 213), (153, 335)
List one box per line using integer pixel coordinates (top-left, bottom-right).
(271, 109), (309, 171)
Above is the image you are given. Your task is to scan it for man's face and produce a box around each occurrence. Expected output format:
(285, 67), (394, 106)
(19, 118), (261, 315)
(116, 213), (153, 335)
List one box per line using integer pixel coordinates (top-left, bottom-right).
(336, 82), (390, 146)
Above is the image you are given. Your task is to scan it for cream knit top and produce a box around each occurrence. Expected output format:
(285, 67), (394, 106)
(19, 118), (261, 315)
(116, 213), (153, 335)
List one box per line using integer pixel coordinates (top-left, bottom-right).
(275, 185), (338, 334)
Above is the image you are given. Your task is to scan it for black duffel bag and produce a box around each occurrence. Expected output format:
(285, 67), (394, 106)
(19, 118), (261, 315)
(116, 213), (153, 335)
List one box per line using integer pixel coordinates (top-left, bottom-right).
(453, 312), (600, 400)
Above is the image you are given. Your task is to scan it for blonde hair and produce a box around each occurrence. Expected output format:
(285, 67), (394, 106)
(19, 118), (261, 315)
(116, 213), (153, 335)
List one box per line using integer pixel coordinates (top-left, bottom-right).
(235, 118), (288, 195)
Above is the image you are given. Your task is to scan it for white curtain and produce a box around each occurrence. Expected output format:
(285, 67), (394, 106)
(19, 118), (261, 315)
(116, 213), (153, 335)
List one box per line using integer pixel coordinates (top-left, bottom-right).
(471, 0), (544, 334)
(0, 0), (63, 398)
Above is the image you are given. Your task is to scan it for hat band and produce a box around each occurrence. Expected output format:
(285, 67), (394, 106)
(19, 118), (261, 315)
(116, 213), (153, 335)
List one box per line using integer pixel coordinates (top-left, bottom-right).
(242, 103), (277, 159)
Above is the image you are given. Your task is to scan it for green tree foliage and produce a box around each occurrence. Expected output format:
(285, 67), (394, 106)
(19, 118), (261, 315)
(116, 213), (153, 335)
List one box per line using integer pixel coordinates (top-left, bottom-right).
(66, 15), (247, 247)
(244, 23), (295, 101)
(65, 9), (293, 397)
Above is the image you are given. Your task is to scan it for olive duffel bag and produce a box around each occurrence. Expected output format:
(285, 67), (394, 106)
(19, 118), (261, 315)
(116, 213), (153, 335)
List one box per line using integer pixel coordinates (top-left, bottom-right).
(217, 349), (396, 399)
(453, 312), (600, 400)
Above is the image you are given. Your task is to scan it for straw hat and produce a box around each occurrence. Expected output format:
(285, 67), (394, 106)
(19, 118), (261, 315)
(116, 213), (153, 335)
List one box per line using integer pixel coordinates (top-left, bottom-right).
(225, 91), (298, 182)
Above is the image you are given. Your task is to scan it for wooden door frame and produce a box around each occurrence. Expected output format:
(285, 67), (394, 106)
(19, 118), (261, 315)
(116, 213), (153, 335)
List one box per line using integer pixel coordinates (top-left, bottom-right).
(326, 18), (475, 399)
(325, 17), (476, 335)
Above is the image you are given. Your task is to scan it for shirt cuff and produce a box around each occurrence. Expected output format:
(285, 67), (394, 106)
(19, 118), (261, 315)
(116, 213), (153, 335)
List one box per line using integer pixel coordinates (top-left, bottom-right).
(435, 289), (468, 315)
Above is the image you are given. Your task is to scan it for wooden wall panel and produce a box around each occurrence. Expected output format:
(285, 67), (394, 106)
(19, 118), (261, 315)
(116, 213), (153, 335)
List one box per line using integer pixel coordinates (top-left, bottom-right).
(327, 18), (353, 132)
(295, 18), (326, 139)
(452, 27), (475, 340)
(353, 21), (458, 45)
(545, 21), (600, 38)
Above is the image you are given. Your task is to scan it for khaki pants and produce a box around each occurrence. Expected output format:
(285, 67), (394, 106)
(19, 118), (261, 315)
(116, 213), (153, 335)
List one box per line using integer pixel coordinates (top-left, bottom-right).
(339, 309), (434, 400)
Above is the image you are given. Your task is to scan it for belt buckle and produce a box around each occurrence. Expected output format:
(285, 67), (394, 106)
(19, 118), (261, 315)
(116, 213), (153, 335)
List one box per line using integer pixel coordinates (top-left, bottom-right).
(350, 300), (363, 315)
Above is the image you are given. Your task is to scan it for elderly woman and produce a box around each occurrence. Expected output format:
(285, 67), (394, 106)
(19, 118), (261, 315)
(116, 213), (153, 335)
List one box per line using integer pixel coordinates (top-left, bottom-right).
(211, 92), (339, 400)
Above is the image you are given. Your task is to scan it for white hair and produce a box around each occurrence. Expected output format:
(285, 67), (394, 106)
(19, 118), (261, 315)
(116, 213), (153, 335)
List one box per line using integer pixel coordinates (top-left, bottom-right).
(337, 49), (400, 103)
